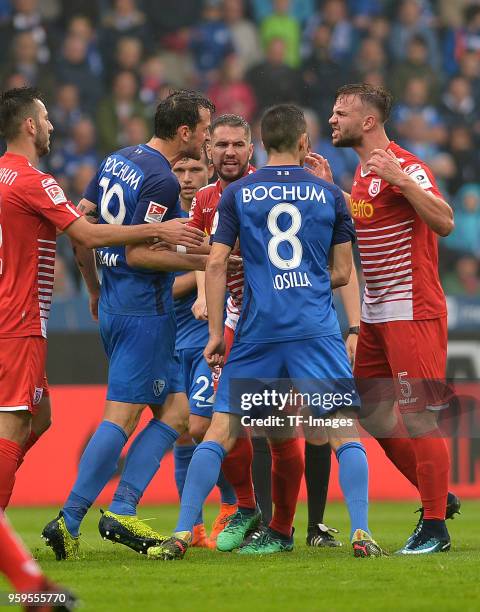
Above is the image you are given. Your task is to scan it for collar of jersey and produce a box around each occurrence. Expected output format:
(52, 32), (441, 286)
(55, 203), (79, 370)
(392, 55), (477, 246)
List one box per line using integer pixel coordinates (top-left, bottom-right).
(138, 143), (170, 166)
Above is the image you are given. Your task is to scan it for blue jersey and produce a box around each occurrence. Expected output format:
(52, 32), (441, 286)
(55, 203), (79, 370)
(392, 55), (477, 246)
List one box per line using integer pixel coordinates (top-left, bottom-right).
(212, 165), (355, 343)
(174, 211), (209, 350)
(84, 144), (181, 316)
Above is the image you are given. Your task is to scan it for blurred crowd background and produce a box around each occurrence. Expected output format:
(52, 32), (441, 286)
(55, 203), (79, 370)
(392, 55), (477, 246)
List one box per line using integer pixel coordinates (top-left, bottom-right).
(1, 0), (480, 329)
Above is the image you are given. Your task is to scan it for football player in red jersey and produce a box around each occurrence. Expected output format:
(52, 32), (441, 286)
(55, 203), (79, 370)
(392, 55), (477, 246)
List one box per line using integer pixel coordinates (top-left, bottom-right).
(0, 87), (204, 516)
(307, 83), (459, 554)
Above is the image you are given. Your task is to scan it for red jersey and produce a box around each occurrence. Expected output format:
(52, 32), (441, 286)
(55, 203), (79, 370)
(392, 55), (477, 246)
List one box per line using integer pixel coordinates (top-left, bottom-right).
(189, 166), (255, 330)
(351, 142), (446, 323)
(0, 152), (80, 338)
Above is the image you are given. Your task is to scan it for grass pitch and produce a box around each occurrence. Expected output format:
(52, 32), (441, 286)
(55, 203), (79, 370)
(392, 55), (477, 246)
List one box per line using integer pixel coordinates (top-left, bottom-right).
(2, 501), (479, 612)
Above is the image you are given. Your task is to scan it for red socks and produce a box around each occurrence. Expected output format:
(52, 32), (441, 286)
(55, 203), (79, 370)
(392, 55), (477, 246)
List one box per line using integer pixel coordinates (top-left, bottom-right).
(0, 512), (44, 592)
(0, 439), (23, 510)
(376, 418), (419, 488)
(269, 439), (304, 537)
(412, 434), (449, 520)
(222, 436), (256, 509)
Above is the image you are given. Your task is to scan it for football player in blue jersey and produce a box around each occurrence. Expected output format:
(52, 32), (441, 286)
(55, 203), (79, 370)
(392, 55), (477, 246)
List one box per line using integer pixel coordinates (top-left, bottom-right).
(171, 152), (238, 548)
(42, 90), (215, 560)
(149, 104), (386, 559)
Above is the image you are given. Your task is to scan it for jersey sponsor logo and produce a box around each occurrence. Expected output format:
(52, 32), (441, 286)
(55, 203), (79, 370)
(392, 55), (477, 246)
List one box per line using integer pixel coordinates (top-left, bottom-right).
(153, 378), (166, 397)
(368, 178), (382, 197)
(144, 202), (168, 223)
(409, 169), (432, 190)
(33, 386), (44, 405)
(273, 271), (312, 291)
(242, 184), (326, 204)
(404, 163), (421, 175)
(96, 249), (119, 267)
(350, 198), (374, 219)
(44, 183), (67, 205)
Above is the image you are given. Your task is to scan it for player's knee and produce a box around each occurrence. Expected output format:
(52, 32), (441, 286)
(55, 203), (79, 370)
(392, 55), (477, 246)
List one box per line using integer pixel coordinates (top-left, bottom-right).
(204, 412), (239, 451)
(189, 419), (209, 443)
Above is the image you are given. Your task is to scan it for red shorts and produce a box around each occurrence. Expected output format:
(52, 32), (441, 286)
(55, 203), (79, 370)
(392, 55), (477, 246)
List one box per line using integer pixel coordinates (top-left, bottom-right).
(0, 336), (47, 415)
(354, 317), (448, 413)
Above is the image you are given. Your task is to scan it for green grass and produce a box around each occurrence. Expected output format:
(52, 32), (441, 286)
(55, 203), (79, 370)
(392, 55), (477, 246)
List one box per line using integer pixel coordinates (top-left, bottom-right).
(2, 502), (480, 612)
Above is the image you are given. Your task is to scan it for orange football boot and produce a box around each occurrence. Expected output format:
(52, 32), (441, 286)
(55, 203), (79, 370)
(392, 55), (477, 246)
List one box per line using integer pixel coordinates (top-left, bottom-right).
(191, 523), (209, 548)
(207, 503), (238, 549)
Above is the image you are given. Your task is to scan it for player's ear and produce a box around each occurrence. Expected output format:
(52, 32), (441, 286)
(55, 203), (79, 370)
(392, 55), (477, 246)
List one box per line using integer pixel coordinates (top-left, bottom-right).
(363, 114), (376, 133)
(207, 162), (215, 179)
(178, 124), (191, 142)
(299, 132), (309, 153)
(248, 142), (254, 161)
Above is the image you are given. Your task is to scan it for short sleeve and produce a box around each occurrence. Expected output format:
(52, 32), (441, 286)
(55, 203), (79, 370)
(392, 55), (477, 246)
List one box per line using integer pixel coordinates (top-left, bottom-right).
(211, 186), (239, 248)
(332, 189), (355, 245)
(393, 160), (443, 199)
(26, 173), (81, 231)
(130, 174), (181, 225)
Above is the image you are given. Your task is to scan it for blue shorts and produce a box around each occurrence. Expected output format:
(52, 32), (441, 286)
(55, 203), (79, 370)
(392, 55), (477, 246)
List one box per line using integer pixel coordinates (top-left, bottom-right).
(99, 310), (185, 405)
(214, 334), (359, 418)
(177, 347), (215, 418)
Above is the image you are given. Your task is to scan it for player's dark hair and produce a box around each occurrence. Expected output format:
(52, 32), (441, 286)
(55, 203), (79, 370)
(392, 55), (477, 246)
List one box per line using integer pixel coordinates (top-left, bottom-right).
(261, 104), (306, 153)
(0, 87), (43, 141)
(154, 89), (215, 140)
(210, 113), (251, 141)
(335, 83), (393, 123)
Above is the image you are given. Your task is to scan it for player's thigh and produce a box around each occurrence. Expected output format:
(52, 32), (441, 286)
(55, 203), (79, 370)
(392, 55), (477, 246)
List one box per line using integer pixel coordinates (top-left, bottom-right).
(99, 311), (180, 406)
(383, 317), (448, 435)
(214, 341), (286, 417)
(0, 337), (45, 444)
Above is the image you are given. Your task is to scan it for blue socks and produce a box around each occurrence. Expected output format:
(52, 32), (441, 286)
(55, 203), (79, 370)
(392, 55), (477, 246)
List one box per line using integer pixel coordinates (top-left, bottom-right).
(109, 419), (179, 515)
(336, 442), (369, 539)
(63, 421), (128, 537)
(175, 441), (226, 533)
(174, 444), (203, 526)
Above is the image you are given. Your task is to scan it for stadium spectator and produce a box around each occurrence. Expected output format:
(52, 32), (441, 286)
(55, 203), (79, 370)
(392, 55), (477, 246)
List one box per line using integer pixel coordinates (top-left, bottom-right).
(223, 0), (263, 70)
(157, 31), (196, 89)
(108, 35), (144, 84)
(389, 0), (440, 69)
(390, 35), (440, 104)
(457, 51), (480, 100)
(247, 37), (303, 111)
(189, 0), (234, 85)
(48, 117), (99, 181)
(445, 124), (480, 195)
(443, 184), (480, 257)
(440, 76), (478, 127)
(207, 54), (257, 123)
(124, 115), (149, 147)
(49, 83), (83, 143)
(259, 0), (301, 68)
(96, 70), (147, 155)
(67, 15), (103, 78)
(0, 0), (51, 63)
(353, 36), (387, 82)
(0, 30), (55, 101)
(442, 256), (480, 296)
(303, 0), (357, 65)
(142, 0), (202, 36)
(250, 0), (316, 24)
(56, 33), (103, 115)
(442, 4), (480, 75)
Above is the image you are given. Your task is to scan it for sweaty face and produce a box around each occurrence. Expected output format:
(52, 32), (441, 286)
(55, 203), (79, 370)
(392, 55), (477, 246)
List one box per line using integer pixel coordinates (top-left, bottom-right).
(211, 125), (252, 183)
(183, 107), (211, 161)
(33, 99), (53, 157)
(329, 95), (365, 148)
(172, 156), (210, 206)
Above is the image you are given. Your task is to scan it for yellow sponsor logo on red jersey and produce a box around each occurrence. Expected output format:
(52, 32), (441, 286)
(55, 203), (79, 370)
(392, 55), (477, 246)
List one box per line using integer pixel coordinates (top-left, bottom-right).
(350, 198), (374, 219)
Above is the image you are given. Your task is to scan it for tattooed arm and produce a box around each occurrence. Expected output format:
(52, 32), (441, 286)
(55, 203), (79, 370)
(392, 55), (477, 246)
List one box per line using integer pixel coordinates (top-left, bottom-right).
(72, 198), (101, 321)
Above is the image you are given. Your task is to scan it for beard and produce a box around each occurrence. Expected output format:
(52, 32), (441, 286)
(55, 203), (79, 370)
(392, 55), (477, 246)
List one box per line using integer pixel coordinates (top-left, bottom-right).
(333, 133), (363, 148)
(216, 159), (249, 182)
(34, 132), (50, 157)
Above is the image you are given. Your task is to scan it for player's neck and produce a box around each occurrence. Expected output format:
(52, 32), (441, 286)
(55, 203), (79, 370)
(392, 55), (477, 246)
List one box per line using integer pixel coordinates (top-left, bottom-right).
(6, 141), (39, 166)
(355, 131), (391, 170)
(180, 197), (191, 214)
(146, 137), (184, 167)
(266, 152), (300, 166)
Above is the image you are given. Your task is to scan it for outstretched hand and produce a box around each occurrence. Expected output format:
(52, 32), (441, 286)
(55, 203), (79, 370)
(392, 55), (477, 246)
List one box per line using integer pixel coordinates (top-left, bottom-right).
(156, 218), (205, 248)
(304, 153), (334, 183)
